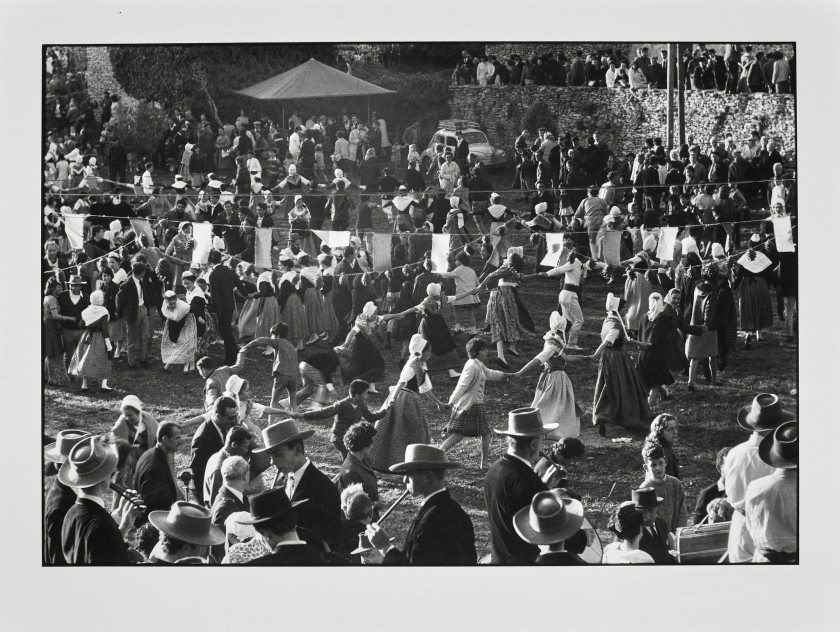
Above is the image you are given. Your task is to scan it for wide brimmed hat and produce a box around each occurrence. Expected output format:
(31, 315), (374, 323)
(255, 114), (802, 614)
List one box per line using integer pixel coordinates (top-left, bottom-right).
(253, 419), (314, 453)
(513, 490), (584, 545)
(236, 487), (307, 525)
(758, 421), (798, 469)
(737, 393), (796, 432)
(631, 487), (664, 510)
(149, 502), (225, 546)
(44, 430), (92, 464)
(68, 275), (85, 285)
(494, 407), (558, 437)
(57, 437), (118, 488)
(389, 444), (461, 473)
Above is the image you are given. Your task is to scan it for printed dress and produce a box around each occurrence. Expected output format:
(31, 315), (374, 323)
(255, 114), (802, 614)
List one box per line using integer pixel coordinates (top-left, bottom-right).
(531, 339), (582, 440)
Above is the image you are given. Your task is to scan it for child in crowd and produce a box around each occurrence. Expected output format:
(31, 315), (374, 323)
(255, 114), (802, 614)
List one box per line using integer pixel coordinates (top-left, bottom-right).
(406, 143), (421, 169)
(239, 322), (300, 414)
(639, 441), (688, 535)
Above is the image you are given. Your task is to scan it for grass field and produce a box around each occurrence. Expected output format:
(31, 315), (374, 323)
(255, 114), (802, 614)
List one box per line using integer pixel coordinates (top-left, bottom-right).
(42, 178), (798, 562)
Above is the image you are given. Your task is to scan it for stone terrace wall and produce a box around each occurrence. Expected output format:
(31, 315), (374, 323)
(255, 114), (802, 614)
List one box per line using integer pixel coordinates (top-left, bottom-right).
(485, 43), (795, 60)
(449, 85), (795, 160)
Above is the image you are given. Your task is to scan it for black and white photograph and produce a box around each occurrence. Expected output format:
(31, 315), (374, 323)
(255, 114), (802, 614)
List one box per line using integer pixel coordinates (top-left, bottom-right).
(3, 2), (839, 630)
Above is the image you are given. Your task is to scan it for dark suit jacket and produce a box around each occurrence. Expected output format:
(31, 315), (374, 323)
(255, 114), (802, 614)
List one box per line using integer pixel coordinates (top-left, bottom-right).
(211, 485), (249, 527)
(189, 420), (225, 505)
(115, 274), (144, 323)
(61, 498), (131, 565)
(56, 291), (90, 330)
(245, 542), (324, 565)
(134, 446), (178, 515)
(639, 517), (676, 564)
(290, 462), (342, 554)
(44, 479), (77, 565)
(209, 264), (247, 317)
(484, 454), (547, 564)
(254, 213), (275, 228)
(383, 489), (476, 565)
(536, 552), (586, 565)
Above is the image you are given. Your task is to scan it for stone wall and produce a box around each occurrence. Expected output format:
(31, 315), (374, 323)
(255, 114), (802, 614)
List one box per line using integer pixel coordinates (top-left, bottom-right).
(449, 85), (795, 160)
(485, 42), (795, 61)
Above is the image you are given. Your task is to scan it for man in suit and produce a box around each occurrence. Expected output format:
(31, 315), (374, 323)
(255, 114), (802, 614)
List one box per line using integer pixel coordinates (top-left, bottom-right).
(242, 488), (323, 565)
(115, 261), (152, 368)
(43, 430), (91, 565)
(208, 249), (250, 364)
(367, 444), (476, 565)
(484, 408), (562, 564)
(60, 437), (142, 564)
(203, 425), (254, 508)
(189, 396), (240, 506)
(454, 130), (470, 173)
(56, 275), (90, 367)
(255, 419), (342, 554)
(211, 455), (251, 527)
(254, 202), (274, 228)
(134, 422), (184, 516)
(633, 487), (677, 564)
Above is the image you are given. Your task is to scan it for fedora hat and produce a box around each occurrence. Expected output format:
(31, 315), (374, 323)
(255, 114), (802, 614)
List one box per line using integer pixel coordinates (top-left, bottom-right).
(513, 490), (584, 545)
(495, 407), (558, 437)
(737, 393), (796, 432)
(631, 487), (664, 510)
(57, 437), (118, 488)
(236, 487), (307, 525)
(148, 502), (225, 546)
(253, 419), (314, 453)
(758, 421), (798, 469)
(68, 275), (85, 285)
(44, 430), (91, 464)
(389, 444), (461, 473)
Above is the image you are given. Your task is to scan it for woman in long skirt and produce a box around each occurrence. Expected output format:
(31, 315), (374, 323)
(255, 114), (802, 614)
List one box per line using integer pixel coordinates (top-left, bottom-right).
(442, 337), (510, 468)
(160, 290), (198, 373)
(685, 266), (720, 390)
(591, 293), (652, 436)
(636, 293), (675, 408)
(660, 288), (704, 381)
(246, 268), (281, 356)
(391, 267), (418, 361)
(336, 302), (405, 393)
(298, 256), (325, 345)
(369, 334), (450, 472)
(318, 254), (340, 338)
(183, 272), (209, 359)
(624, 259), (653, 339)
(516, 311), (586, 440)
(733, 238), (774, 349)
(277, 256), (308, 350)
(236, 263), (259, 342)
(164, 221), (195, 291)
(43, 278), (70, 386)
(415, 285), (463, 378)
(68, 290), (113, 392)
(98, 267), (126, 359)
(468, 248), (535, 370)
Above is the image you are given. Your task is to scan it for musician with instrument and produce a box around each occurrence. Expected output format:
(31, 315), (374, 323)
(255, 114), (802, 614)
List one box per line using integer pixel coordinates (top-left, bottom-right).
(513, 489), (587, 565)
(59, 436), (143, 565)
(366, 444), (477, 565)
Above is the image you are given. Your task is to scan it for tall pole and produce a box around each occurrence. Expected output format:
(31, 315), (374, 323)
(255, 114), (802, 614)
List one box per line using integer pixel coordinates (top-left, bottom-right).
(666, 43), (676, 150)
(676, 44), (686, 147)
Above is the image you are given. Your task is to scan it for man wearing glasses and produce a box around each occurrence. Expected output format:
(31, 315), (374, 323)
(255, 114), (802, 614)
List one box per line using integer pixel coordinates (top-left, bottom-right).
(188, 396), (241, 505)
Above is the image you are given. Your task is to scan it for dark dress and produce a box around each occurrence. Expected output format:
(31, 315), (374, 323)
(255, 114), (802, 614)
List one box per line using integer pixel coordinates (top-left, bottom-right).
(344, 329), (386, 383)
(636, 313), (675, 391)
(660, 304), (703, 371)
(592, 316), (651, 429)
(417, 310), (461, 373)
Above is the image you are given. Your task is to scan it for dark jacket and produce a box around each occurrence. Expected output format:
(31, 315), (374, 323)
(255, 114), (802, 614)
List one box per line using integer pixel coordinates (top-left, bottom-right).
(44, 479), (77, 565)
(638, 516), (677, 564)
(289, 462), (342, 554)
(383, 489), (476, 565)
(114, 274), (150, 323)
(484, 454), (547, 564)
(134, 446), (178, 515)
(246, 542), (330, 565)
(535, 551), (586, 565)
(61, 498), (131, 565)
(209, 263), (247, 317)
(211, 484), (249, 527)
(189, 420), (226, 505)
(56, 290), (90, 330)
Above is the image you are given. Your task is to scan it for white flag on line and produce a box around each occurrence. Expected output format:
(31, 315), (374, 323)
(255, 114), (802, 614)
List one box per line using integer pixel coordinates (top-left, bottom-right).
(312, 230), (350, 249)
(540, 233), (566, 267)
(372, 233), (392, 272)
(255, 228), (273, 270)
(656, 227), (679, 262)
(773, 217), (795, 252)
(129, 218), (155, 246)
(191, 222), (214, 264)
(431, 233), (450, 273)
(65, 214), (86, 250)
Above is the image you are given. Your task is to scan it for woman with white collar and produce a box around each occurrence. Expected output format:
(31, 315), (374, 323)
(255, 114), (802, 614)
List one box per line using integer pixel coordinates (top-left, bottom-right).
(182, 272), (209, 359)
(68, 289), (113, 393)
(733, 233), (774, 350)
(414, 284), (463, 379)
(277, 256), (309, 350)
(591, 293), (652, 437)
(368, 334), (449, 471)
(515, 311), (587, 440)
(636, 292), (676, 407)
(298, 254), (325, 345)
(248, 267), (281, 356)
(160, 289), (198, 374)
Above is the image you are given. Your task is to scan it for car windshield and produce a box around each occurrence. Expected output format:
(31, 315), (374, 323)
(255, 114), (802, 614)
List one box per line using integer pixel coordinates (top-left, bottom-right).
(462, 131), (487, 144)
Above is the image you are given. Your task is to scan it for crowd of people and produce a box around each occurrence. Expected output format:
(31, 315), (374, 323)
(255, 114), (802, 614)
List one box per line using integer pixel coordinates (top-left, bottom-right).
(454, 44), (795, 93)
(43, 47), (797, 565)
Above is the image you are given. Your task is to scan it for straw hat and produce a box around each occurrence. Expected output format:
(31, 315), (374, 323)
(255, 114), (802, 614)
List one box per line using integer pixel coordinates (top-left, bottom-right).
(389, 444), (461, 473)
(57, 437), (118, 488)
(494, 407), (558, 437)
(513, 489), (584, 545)
(148, 502), (225, 546)
(253, 419), (314, 454)
(43, 430), (92, 464)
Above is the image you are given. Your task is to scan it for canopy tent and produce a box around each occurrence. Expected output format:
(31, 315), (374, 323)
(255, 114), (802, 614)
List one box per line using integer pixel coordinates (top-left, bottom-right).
(234, 58), (396, 121)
